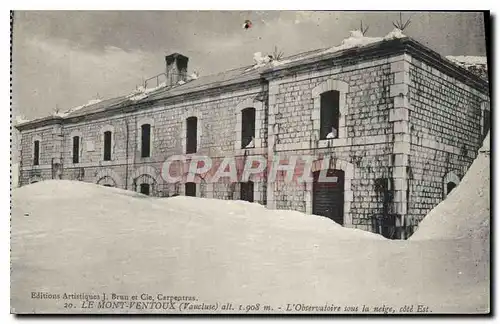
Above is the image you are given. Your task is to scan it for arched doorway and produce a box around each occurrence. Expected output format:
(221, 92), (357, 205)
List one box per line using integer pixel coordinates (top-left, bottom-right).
(135, 174), (157, 196)
(312, 169), (345, 225)
(97, 176), (117, 187)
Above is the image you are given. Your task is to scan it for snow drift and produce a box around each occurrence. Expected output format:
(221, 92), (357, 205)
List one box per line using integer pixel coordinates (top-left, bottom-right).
(411, 132), (490, 241)
(11, 139), (490, 314)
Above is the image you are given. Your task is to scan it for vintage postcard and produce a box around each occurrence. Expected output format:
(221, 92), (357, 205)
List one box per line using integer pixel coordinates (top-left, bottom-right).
(10, 10), (491, 315)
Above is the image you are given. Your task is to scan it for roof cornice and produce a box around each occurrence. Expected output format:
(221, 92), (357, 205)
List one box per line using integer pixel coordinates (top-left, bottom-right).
(262, 37), (489, 94)
(14, 116), (63, 132)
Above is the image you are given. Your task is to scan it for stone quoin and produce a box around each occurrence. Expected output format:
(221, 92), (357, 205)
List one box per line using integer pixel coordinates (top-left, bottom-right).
(15, 38), (490, 239)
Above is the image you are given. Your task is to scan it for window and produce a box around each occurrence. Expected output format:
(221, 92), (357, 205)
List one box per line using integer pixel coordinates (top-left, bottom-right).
(33, 140), (40, 166)
(185, 182), (196, 197)
(103, 131), (112, 161)
(241, 108), (256, 149)
(446, 182), (457, 195)
(443, 171), (460, 199)
(140, 183), (150, 196)
(186, 117), (197, 154)
(240, 181), (254, 202)
(141, 124), (151, 158)
(72, 136), (80, 164)
(320, 90), (340, 140)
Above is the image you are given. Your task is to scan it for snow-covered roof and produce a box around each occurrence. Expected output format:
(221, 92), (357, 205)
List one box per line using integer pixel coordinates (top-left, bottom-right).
(14, 115), (31, 125)
(446, 56), (487, 66)
(246, 28), (407, 72)
(445, 55), (488, 80)
(17, 30), (488, 129)
(54, 99), (103, 118)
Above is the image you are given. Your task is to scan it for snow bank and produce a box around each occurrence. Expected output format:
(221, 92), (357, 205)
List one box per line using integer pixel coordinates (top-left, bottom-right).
(411, 132), (490, 241)
(11, 177), (489, 313)
(11, 162), (19, 188)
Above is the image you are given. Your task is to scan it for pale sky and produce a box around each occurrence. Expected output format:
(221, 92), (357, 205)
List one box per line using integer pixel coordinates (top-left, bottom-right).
(12, 11), (487, 120)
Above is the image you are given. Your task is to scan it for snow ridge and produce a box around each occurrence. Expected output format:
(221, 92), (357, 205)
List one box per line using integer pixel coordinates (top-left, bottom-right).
(53, 99), (103, 118)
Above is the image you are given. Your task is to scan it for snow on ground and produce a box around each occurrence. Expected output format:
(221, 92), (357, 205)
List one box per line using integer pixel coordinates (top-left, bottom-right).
(11, 163), (19, 189)
(11, 136), (489, 313)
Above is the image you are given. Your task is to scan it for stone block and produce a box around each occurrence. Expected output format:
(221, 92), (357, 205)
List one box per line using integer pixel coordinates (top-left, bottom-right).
(389, 107), (409, 121)
(390, 84), (409, 97)
(393, 121), (409, 134)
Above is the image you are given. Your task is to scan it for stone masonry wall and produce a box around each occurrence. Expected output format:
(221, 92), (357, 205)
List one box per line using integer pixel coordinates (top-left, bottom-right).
(267, 56), (401, 231)
(19, 125), (64, 184)
(406, 56), (490, 232)
(19, 85), (269, 205)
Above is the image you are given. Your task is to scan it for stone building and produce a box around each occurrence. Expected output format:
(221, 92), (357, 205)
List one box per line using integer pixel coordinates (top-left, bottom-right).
(15, 36), (490, 238)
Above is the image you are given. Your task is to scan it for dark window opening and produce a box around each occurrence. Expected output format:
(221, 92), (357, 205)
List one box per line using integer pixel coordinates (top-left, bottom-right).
(373, 177), (397, 239)
(241, 108), (256, 148)
(72, 136), (80, 164)
(140, 183), (150, 196)
(240, 181), (254, 202)
(447, 182), (457, 195)
(33, 140), (40, 166)
(483, 110), (491, 140)
(103, 131), (112, 161)
(185, 182), (196, 197)
(319, 90), (340, 140)
(186, 117), (197, 154)
(141, 124), (151, 158)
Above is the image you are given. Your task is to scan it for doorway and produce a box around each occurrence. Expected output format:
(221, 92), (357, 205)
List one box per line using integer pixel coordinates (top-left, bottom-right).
(140, 183), (150, 196)
(312, 169), (345, 225)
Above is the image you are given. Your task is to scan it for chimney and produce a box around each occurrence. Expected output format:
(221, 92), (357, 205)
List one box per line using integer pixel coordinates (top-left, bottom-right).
(165, 53), (189, 86)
